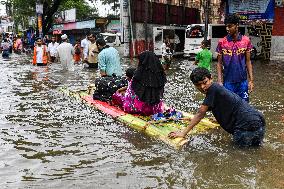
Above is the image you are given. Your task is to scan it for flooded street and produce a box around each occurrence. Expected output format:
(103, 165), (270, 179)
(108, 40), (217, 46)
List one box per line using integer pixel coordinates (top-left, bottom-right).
(0, 53), (283, 189)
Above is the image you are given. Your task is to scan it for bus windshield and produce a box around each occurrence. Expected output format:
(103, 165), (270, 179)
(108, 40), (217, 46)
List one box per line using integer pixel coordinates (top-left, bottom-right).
(186, 25), (204, 38)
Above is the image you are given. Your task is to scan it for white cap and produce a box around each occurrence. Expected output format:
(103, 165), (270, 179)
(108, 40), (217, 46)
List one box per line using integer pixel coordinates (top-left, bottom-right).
(61, 34), (68, 40)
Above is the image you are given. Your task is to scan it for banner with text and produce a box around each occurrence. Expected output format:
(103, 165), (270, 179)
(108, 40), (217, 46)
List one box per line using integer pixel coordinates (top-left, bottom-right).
(227, 0), (274, 22)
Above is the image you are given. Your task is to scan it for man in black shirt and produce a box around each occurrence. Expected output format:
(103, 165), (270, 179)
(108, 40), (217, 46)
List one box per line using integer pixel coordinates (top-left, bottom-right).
(169, 67), (265, 147)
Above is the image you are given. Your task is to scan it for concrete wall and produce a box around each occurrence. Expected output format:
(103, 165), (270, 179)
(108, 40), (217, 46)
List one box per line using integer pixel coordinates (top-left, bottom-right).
(270, 7), (284, 61)
(270, 36), (284, 60)
(129, 23), (160, 57)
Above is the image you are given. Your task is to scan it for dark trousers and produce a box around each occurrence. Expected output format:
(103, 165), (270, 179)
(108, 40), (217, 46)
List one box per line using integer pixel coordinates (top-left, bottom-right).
(37, 63), (46, 66)
(233, 119), (265, 147)
(2, 50), (9, 58)
(87, 63), (98, 69)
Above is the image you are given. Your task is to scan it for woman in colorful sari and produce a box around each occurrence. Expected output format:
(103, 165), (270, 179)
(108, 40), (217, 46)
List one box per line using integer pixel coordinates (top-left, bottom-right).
(113, 51), (167, 116)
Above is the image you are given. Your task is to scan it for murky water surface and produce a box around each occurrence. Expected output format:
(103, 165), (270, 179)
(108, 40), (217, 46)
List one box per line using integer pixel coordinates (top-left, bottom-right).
(0, 54), (283, 188)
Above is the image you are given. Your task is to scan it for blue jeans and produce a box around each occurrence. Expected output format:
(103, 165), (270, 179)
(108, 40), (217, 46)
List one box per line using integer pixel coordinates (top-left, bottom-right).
(224, 80), (249, 102)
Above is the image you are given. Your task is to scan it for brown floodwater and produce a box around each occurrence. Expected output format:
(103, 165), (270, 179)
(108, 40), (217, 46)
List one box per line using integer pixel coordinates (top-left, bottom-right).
(0, 54), (283, 188)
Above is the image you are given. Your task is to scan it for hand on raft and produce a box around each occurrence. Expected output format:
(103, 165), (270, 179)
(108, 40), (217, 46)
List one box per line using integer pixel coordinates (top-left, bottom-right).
(168, 131), (186, 139)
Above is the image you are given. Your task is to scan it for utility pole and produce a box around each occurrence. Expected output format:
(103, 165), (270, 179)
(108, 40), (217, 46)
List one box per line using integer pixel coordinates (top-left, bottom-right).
(204, 0), (210, 41)
(121, 0), (131, 57)
(144, 0), (148, 50)
(36, 0), (43, 38)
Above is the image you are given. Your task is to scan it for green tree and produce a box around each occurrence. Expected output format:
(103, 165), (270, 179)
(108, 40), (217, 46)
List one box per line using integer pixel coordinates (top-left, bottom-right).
(100, 0), (120, 13)
(58, 0), (98, 21)
(10, 0), (98, 35)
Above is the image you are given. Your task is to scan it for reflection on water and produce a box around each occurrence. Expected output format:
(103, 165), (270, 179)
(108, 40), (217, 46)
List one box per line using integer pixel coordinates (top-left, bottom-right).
(0, 54), (283, 188)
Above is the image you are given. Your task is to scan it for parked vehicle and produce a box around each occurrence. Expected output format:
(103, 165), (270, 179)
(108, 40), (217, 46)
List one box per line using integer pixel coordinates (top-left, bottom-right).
(184, 24), (262, 59)
(99, 32), (122, 47)
(153, 26), (186, 57)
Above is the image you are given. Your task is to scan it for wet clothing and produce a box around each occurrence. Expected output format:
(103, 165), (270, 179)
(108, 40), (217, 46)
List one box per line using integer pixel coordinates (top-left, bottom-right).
(216, 33), (252, 83)
(112, 80), (164, 116)
(33, 45), (48, 65)
(1, 42), (10, 58)
(98, 46), (122, 77)
(195, 48), (212, 71)
(2, 50), (9, 58)
(36, 47), (43, 63)
(202, 83), (265, 146)
(73, 44), (81, 63)
(233, 123), (265, 147)
(47, 42), (59, 57)
(56, 42), (75, 71)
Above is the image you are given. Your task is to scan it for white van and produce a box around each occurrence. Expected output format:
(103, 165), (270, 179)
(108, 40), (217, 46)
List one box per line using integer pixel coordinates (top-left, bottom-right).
(184, 24), (262, 59)
(100, 32), (122, 47)
(153, 26), (186, 56)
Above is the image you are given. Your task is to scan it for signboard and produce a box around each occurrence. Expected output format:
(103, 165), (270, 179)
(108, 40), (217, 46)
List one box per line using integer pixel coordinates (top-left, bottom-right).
(227, 0), (275, 22)
(76, 20), (96, 29)
(53, 24), (64, 30)
(64, 8), (76, 22)
(64, 22), (76, 30)
(54, 9), (76, 23)
(107, 20), (121, 32)
(36, 4), (43, 14)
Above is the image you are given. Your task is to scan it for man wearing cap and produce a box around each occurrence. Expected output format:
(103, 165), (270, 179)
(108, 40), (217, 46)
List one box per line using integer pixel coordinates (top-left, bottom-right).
(56, 34), (75, 71)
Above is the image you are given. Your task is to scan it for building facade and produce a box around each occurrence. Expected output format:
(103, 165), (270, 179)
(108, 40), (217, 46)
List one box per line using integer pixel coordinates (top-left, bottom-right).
(270, 2), (284, 61)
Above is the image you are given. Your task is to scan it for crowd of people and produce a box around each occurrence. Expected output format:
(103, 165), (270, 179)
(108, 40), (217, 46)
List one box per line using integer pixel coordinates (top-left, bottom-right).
(1, 14), (265, 148)
(0, 33), (25, 59)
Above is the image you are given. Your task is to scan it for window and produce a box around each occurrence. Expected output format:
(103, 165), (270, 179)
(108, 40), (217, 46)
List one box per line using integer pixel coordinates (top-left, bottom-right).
(211, 26), (227, 38)
(186, 25), (204, 38)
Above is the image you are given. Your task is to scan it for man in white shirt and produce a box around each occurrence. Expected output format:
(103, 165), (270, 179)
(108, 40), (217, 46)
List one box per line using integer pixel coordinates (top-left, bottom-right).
(81, 33), (90, 61)
(56, 34), (75, 71)
(47, 36), (59, 63)
(32, 38), (49, 66)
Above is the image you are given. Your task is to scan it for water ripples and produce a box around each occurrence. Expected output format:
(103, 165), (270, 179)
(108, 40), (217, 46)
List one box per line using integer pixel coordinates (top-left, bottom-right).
(0, 55), (283, 188)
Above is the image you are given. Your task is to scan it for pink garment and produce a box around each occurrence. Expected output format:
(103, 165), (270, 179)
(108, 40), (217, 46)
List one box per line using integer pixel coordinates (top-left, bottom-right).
(112, 80), (164, 116)
(15, 39), (22, 50)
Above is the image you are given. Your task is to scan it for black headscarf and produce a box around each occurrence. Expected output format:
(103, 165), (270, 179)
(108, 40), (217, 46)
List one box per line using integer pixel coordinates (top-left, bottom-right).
(132, 51), (167, 105)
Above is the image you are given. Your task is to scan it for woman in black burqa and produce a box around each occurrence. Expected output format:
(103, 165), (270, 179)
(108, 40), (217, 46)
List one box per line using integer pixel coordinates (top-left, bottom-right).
(112, 51), (167, 115)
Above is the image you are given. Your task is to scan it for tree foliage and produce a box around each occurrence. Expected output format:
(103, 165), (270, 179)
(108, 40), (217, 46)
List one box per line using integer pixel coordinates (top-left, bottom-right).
(10, 0), (98, 35)
(100, 0), (120, 11)
(58, 0), (98, 20)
